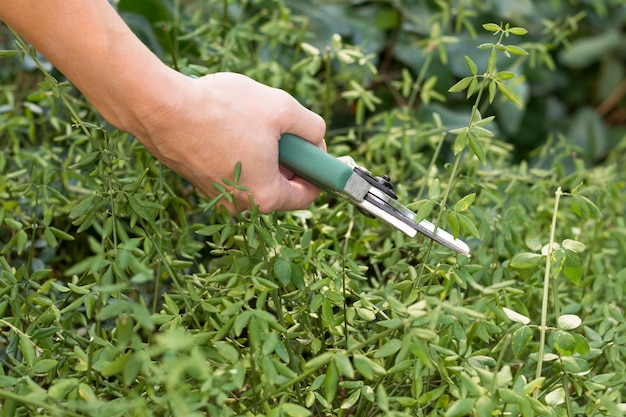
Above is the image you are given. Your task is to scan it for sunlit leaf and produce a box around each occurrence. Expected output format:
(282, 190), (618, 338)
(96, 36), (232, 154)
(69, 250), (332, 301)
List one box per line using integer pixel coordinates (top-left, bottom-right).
(557, 314), (582, 330)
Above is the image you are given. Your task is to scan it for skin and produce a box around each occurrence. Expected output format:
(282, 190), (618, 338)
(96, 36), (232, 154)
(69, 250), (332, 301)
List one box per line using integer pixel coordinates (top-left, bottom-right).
(0, 1), (326, 213)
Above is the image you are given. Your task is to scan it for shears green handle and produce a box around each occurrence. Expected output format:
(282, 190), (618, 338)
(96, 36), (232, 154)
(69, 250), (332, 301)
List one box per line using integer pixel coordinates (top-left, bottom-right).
(277, 133), (471, 256)
(278, 134), (352, 193)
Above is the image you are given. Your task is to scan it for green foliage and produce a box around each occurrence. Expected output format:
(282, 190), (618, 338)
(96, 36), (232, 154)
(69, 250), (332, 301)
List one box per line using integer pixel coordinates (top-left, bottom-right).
(2, 1), (626, 416)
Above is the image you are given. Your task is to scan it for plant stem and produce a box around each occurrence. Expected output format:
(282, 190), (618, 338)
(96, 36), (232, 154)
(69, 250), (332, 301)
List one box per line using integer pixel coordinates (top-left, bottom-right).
(535, 187), (562, 395)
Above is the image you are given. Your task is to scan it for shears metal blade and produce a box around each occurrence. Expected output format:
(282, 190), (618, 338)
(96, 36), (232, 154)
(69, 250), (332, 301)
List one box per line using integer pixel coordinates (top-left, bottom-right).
(278, 134), (471, 257)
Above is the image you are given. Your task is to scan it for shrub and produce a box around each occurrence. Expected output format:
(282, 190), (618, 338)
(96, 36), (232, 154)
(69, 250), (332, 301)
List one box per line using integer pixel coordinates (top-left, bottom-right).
(1, 1), (625, 416)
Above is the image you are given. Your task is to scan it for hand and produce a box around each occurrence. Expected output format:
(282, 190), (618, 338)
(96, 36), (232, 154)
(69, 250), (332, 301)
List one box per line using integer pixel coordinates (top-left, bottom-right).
(133, 72), (327, 213)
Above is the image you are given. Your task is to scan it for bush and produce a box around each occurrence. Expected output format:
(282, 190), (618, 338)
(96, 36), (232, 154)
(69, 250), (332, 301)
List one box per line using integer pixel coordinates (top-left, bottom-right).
(1, 1), (625, 416)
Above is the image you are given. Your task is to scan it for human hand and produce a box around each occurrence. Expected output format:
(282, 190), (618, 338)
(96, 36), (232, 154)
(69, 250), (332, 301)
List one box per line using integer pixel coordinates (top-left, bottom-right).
(131, 72), (327, 213)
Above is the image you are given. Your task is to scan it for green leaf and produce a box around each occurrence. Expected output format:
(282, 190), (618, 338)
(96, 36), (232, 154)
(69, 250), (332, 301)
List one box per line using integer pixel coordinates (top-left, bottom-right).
(495, 71), (517, 80)
(453, 131), (467, 155)
(506, 45), (529, 56)
(487, 49), (497, 73)
(512, 325), (533, 356)
(563, 249), (583, 285)
(31, 358), (58, 374)
(376, 384), (390, 412)
(0, 50), (19, 57)
(458, 213), (480, 239)
(305, 352), (334, 371)
(468, 134), (486, 165)
(374, 339), (402, 358)
(545, 387), (565, 406)
(428, 178), (440, 200)
(324, 361), (339, 402)
(454, 193), (476, 212)
(562, 239), (585, 253)
(554, 330), (576, 356)
(508, 27), (528, 36)
(444, 398), (476, 417)
(281, 403), (312, 417)
(273, 258), (292, 286)
(464, 56), (478, 75)
(447, 212), (460, 238)
(4, 218), (23, 230)
(333, 353), (355, 379)
(414, 200), (435, 223)
(353, 354), (387, 380)
(497, 82), (523, 108)
(448, 76), (473, 93)
(510, 252), (543, 269)
(340, 389), (361, 410)
(571, 195), (601, 219)
(70, 195), (95, 219)
(101, 352), (131, 377)
(19, 335), (35, 366)
(48, 379), (77, 400)
(195, 224), (224, 236)
(502, 307), (531, 325)
(573, 333), (590, 356)
(557, 314), (582, 330)
(483, 23), (501, 32)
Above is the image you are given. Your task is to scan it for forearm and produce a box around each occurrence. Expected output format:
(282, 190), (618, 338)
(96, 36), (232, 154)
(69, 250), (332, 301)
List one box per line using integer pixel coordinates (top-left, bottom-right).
(0, 0), (182, 137)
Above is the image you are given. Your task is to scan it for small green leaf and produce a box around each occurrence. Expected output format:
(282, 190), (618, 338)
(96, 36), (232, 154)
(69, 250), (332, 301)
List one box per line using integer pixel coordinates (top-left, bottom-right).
(324, 361), (339, 402)
(453, 131), (467, 155)
(554, 330), (576, 356)
(445, 398), (476, 417)
(454, 193), (476, 212)
(468, 134), (486, 165)
(563, 250), (583, 285)
(0, 50), (19, 57)
(506, 45), (529, 56)
(508, 27), (528, 36)
(512, 325), (533, 356)
(487, 49), (497, 73)
(497, 82), (523, 108)
(573, 333), (590, 356)
(19, 335), (35, 366)
(488, 80), (497, 103)
(510, 252), (543, 269)
(374, 339), (402, 358)
(545, 387), (565, 406)
(502, 307), (531, 325)
(31, 358), (58, 374)
(449, 76), (473, 93)
(458, 213), (480, 239)
(557, 314), (582, 330)
(273, 258), (292, 286)
(483, 23), (501, 32)
(562, 239), (585, 253)
(495, 71), (517, 80)
(428, 178), (440, 200)
(340, 389), (361, 410)
(414, 200), (435, 223)
(333, 353), (355, 379)
(464, 55), (478, 75)
(447, 212), (460, 238)
(4, 218), (23, 230)
(353, 354), (373, 379)
(281, 403), (312, 417)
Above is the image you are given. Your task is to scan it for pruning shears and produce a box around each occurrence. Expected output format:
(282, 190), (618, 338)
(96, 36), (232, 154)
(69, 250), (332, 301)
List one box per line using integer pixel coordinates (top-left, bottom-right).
(278, 134), (471, 257)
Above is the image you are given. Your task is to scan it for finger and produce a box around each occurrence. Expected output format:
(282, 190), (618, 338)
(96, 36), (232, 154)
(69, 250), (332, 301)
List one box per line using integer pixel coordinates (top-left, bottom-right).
(274, 91), (327, 147)
(272, 176), (321, 212)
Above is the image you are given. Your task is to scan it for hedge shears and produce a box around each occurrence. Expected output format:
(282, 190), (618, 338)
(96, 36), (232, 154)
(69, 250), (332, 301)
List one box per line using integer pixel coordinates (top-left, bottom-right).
(278, 134), (471, 257)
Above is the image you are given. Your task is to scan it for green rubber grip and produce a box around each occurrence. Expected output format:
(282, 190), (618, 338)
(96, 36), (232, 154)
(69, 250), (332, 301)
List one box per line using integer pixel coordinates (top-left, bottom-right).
(278, 134), (353, 193)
